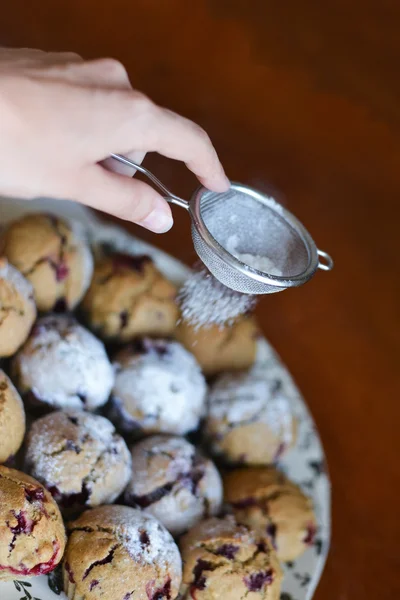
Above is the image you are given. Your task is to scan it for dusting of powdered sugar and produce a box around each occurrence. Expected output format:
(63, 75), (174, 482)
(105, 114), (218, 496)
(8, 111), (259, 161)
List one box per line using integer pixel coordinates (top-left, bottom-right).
(207, 370), (294, 445)
(227, 235), (283, 276)
(91, 506), (181, 573)
(25, 411), (131, 498)
(0, 259), (35, 302)
(124, 435), (222, 535)
(177, 267), (256, 329)
(111, 339), (206, 436)
(14, 315), (114, 410)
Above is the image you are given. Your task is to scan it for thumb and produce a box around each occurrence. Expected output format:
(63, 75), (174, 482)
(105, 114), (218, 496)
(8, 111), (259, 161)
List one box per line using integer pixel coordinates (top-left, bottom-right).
(72, 165), (173, 233)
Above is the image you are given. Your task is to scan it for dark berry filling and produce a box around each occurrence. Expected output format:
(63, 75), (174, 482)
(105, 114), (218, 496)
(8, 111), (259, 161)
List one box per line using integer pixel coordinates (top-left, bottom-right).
(214, 544), (239, 559)
(53, 298), (67, 313)
(266, 523), (277, 549)
(112, 253), (151, 273)
(48, 481), (90, 510)
(0, 541), (60, 576)
(257, 541), (267, 553)
(244, 569), (274, 591)
(120, 310), (129, 329)
(55, 262), (69, 282)
(192, 560), (213, 591)
(9, 511), (35, 551)
(67, 416), (79, 426)
(232, 497), (258, 509)
(128, 458), (205, 508)
(273, 442), (286, 461)
(76, 393), (87, 405)
(65, 561), (75, 583)
(65, 440), (82, 454)
(140, 531), (150, 547)
(24, 486), (45, 503)
(303, 523), (317, 545)
(82, 544), (117, 579)
(148, 578), (172, 600)
(132, 338), (169, 357)
(123, 594), (132, 600)
(90, 579), (99, 591)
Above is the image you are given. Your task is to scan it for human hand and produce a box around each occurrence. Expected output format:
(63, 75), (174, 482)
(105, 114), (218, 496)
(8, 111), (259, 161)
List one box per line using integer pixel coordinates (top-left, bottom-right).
(0, 48), (229, 232)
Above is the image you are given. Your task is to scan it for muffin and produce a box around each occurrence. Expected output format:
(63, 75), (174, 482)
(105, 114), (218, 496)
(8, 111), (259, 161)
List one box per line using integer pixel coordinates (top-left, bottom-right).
(13, 314), (114, 411)
(82, 252), (178, 341)
(0, 258), (36, 357)
(175, 316), (258, 377)
(204, 370), (296, 465)
(0, 466), (66, 581)
(24, 411), (131, 515)
(179, 516), (282, 600)
(124, 435), (222, 536)
(0, 213), (93, 312)
(109, 338), (206, 437)
(224, 467), (317, 561)
(63, 505), (182, 600)
(0, 370), (25, 464)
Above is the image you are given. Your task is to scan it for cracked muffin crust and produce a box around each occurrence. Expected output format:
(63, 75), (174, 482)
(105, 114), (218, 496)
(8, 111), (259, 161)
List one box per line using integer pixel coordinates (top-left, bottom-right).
(63, 505), (182, 600)
(204, 370), (296, 465)
(0, 258), (36, 357)
(175, 317), (258, 377)
(179, 516), (282, 600)
(0, 466), (66, 581)
(24, 411), (131, 516)
(223, 467), (317, 562)
(12, 314), (114, 411)
(0, 213), (93, 312)
(124, 435), (223, 536)
(81, 252), (179, 341)
(0, 370), (25, 464)
(109, 339), (206, 437)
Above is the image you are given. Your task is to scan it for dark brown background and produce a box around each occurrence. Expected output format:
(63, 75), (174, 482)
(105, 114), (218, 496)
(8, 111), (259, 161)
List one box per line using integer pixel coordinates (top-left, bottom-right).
(1, 1), (399, 597)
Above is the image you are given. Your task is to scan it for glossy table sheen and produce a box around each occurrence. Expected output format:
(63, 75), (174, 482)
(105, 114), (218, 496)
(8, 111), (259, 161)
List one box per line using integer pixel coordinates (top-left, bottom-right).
(1, 1), (399, 598)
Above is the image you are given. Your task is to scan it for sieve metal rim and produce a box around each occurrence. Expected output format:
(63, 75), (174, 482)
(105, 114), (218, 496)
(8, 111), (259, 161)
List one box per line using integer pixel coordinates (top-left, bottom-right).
(188, 182), (320, 289)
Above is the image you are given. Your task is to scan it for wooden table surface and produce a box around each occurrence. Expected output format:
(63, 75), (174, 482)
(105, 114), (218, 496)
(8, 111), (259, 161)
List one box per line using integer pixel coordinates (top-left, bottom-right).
(2, 1), (399, 597)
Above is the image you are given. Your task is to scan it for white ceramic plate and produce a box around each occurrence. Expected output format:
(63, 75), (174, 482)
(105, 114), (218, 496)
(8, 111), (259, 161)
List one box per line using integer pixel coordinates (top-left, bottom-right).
(0, 197), (330, 600)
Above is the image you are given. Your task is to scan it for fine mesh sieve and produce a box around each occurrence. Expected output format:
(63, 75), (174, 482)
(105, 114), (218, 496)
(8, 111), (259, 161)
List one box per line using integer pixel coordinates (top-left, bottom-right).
(112, 154), (333, 295)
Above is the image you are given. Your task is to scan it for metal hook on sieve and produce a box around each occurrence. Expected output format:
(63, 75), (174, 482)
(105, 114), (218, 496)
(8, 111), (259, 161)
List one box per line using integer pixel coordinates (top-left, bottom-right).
(317, 250), (334, 271)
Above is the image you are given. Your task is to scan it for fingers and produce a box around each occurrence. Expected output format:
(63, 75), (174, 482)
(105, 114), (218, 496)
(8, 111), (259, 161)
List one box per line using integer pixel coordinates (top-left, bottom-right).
(32, 58), (132, 89)
(0, 48), (82, 68)
(85, 90), (230, 192)
(71, 164), (173, 232)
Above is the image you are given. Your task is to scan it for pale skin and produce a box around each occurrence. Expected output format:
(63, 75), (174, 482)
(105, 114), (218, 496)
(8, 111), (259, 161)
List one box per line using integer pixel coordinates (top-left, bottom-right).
(0, 48), (230, 233)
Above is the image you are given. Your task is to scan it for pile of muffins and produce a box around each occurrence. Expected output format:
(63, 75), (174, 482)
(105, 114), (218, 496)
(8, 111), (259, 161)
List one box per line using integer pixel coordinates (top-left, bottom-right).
(0, 212), (317, 600)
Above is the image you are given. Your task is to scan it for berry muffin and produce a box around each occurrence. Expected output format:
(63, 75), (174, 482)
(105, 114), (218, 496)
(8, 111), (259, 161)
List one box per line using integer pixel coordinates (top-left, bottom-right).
(0, 258), (36, 357)
(25, 411), (131, 515)
(63, 505), (182, 600)
(81, 252), (179, 341)
(109, 339), (206, 437)
(0, 370), (25, 464)
(0, 213), (93, 312)
(175, 316), (258, 377)
(224, 467), (317, 561)
(13, 314), (114, 411)
(204, 370), (296, 465)
(0, 466), (66, 581)
(124, 435), (222, 536)
(179, 516), (282, 600)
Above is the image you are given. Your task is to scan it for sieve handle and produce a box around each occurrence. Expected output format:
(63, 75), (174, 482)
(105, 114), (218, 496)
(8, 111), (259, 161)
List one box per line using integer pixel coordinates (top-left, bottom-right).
(317, 249), (334, 271)
(111, 154), (189, 210)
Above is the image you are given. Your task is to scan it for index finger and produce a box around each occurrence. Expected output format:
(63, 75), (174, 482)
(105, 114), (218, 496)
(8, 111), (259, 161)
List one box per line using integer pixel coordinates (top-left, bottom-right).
(93, 91), (230, 192)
